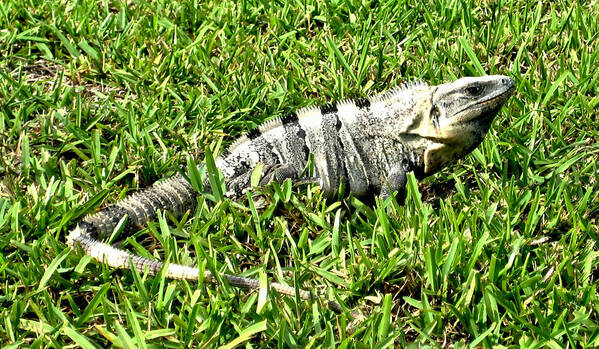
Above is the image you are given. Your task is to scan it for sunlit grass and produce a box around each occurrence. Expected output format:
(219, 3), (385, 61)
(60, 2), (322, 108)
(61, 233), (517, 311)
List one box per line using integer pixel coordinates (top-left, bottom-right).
(1, 0), (598, 347)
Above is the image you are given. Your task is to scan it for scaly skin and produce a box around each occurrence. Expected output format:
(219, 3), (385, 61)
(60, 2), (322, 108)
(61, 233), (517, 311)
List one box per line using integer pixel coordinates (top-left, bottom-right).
(67, 75), (515, 313)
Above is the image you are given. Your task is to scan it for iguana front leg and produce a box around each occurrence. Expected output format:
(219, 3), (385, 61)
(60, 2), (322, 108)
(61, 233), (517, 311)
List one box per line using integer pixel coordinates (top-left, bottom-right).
(380, 164), (408, 201)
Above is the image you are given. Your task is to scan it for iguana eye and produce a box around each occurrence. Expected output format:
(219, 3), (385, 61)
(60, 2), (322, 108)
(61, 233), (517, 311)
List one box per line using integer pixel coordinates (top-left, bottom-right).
(465, 85), (483, 96)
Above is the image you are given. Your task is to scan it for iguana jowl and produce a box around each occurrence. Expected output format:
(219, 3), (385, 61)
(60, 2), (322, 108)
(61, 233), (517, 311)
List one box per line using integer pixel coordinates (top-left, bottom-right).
(67, 75), (515, 312)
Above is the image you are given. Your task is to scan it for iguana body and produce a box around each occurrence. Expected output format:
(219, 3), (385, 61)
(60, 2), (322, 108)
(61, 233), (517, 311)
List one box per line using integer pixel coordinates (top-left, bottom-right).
(67, 75), (515, 313)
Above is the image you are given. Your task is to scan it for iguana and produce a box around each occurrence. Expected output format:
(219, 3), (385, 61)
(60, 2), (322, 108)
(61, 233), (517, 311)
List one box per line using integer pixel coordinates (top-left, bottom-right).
(67, 75), (515, 313)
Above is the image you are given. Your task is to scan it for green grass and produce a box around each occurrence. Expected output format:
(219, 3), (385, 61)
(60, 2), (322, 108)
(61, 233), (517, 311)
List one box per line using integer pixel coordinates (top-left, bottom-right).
(1, 0), (598, 347)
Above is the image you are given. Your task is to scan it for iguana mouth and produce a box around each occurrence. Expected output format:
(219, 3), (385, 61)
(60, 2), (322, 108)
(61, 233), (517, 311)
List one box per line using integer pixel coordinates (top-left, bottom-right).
(479, 88), (514, 109)
(454, 86), (515, 118)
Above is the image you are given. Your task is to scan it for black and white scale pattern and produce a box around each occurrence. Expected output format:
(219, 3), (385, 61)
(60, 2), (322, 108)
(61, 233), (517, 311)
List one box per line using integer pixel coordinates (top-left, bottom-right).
(216, 82), (431, 198)
(67, 75), (516, 313)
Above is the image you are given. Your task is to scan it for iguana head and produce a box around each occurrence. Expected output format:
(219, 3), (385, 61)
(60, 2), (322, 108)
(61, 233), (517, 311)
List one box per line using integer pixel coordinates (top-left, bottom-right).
(420, 75), (515, 174)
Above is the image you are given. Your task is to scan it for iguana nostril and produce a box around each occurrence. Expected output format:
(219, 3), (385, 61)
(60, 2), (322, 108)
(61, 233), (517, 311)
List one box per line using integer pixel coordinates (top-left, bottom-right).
(503, 77), (515, 87)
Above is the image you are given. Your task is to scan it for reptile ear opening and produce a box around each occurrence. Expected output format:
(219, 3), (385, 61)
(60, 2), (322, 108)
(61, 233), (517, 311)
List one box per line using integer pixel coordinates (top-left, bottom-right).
(431, 106), (441, 127)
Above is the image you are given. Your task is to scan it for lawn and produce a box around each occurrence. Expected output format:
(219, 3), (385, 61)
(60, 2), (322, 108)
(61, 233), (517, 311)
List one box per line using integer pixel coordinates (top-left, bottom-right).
(1, 0), (598, 347)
